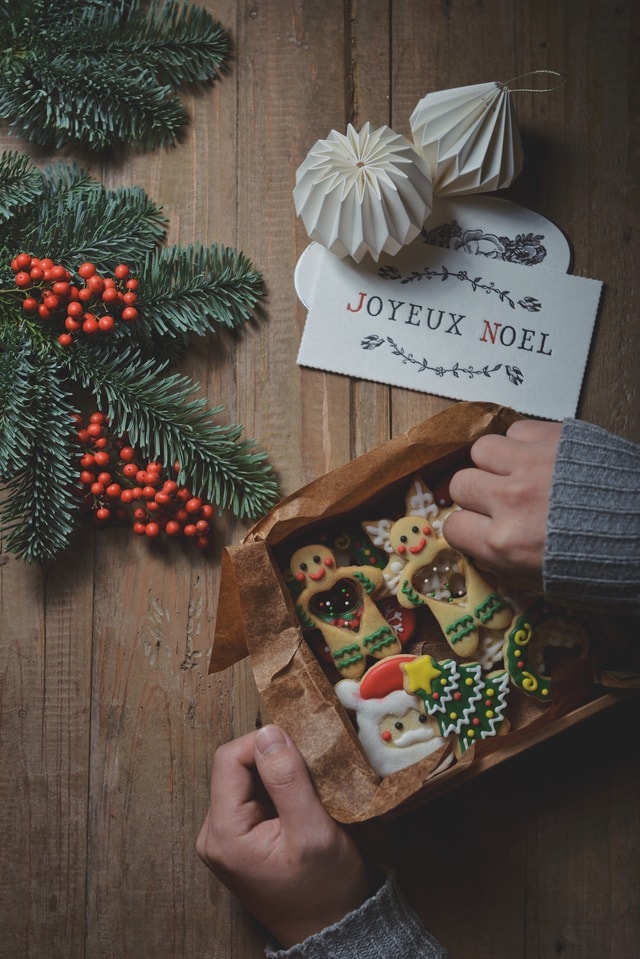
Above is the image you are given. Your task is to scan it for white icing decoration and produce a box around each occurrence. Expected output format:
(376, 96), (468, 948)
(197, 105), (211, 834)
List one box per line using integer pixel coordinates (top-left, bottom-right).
(335, 681), (450, 777)
(362, 518), (394, 553)
(405, 478), (439, 519)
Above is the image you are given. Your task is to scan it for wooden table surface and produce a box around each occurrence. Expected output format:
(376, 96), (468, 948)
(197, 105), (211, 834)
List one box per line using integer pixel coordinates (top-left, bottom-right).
(1, 2), (639, 957)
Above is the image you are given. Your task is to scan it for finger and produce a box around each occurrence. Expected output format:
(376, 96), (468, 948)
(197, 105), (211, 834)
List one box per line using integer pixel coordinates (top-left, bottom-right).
(448, 467), (501, 518)
(469, 432), (520, 475)
(253, 725), (329, 834)
(442, 509), (494, 565)
(506, 418), (561, 442)
(209, 731), (268, 837)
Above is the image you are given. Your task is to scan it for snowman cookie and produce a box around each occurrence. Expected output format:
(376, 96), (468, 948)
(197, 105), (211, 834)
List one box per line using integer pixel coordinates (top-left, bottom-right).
(290, 544), (402, 678)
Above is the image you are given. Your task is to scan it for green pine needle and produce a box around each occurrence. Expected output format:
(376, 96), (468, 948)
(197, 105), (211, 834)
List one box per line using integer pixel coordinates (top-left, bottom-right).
(0, 0), (231, 152)
(0, 356), (80, 563)
(137, 245), (265, 338)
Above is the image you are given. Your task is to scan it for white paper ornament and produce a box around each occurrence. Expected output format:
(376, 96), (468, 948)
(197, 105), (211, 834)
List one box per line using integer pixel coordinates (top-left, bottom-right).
(293, 122), (433, 263)
(410, 81), (524, 196)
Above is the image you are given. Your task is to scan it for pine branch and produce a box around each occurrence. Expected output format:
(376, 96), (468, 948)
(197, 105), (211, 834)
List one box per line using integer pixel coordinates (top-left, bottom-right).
(137, 244), (265, 338)
(0, 0), (231, 151)
(0, 332), (40, 478)
(0, 357), (80, 563)
(66, 343), (279, 519)
(23, 184), (167, 270)
(0, 151), (42, 222)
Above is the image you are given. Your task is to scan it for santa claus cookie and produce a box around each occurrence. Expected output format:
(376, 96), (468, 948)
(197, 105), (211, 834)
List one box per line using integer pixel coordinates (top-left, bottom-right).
(290, 544), (402, 678)
(335, 655), (452, 777)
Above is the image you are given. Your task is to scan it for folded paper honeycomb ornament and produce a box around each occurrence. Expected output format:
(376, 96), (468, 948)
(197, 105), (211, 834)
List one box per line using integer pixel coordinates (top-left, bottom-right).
(293, 122), (433, 263)
(409, 81), (524, 196)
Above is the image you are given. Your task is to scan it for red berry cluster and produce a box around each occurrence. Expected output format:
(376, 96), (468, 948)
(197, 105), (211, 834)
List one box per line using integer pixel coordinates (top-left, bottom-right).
(10, 253), (139, 347)
(74, 412), (214, 549)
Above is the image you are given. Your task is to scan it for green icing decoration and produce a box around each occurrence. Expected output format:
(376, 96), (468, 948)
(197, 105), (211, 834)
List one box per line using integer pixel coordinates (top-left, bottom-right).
(352, 570), (375, 595)
(364, 626), (396, 654)
(400, 580), (425, 607)
(475, 591), (506, 623)
(445, 614), (475, 643)
(504, 609), (553, 702)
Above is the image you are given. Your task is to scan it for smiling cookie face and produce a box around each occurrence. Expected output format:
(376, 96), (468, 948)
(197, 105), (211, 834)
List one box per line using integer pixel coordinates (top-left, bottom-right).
(290, 544), (335, 585)
(388, 516), (433, 557)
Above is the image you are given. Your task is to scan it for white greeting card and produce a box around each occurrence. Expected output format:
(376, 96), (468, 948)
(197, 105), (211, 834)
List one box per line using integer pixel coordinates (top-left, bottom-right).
(296, 239), (602, 420)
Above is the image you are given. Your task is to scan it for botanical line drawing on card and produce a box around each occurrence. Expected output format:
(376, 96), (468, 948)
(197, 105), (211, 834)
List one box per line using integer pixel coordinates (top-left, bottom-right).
(361, 334), (525, 385)
(378, 262), (542, 313)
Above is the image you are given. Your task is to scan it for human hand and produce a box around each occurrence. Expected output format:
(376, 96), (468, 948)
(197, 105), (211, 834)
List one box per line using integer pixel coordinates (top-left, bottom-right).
(443, 419), (562, 592)
(196, 724), (370, 948)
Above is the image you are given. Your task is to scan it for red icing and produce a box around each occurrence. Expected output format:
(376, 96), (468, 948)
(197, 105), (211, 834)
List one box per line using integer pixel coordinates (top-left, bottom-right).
(323, 556), (334, 567)
(409, 538), (426, 554)
(472, 717), (481, 726)
(359, 654), (417, 700)
(309, 568), (326, 581)
(381, 730), (392, 741)
(397, 544), (406, 555)
(378, 597), (417, 644)
(296, 572), (306, 582)
(422, 526), (431, 535)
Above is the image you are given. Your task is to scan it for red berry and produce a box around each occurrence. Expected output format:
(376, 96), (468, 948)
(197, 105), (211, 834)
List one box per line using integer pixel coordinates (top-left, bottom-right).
(185, 497), (202, 514)
(165, 520), (181, 536)
(132, 522), (146, 535)
(37, 304), (51, 320)
(65, 317), (81, 331)
(106, 483), (122, 499)
(125, 278), (139, 291)
(87, 275), (105, 295)
(114, 264), (130, 280)
(82, 315), (99, 334)
(15, 271), (32, 288)
(89, 412), (106, 424)
(78, 287), (92, 302)
(94, 451), (110, 467)
(58, 333), (73, 347)
(122, 463), (138, 478)
(15, 252), (32, 270)
(22, 298), (38, 312)
(196, 536), (209, 550)
(87, 422), (103, 438)
(94, 437), (108, 449)
(119, 446), (135, 462)
(120, 489), (134, 504)
(78, 262), (96, 279)
(80, 453), (95, 468)
(144, 522), (160, 537)
(79, 470), (95, 485)
(97, 472), (112, 486)
(101, 286), (119, 304)
(98, 315), (115, 332)
(39, 258), (53, 271)
(162, 480), (178, 495)
(123, 291), (137, 306)
(133, 507), (147, 522)
(52, 281), (70, 298)
(195, 520), (209, 533)
(43, 294), (59, 311)
(95, 507), (110, 522)
(183, 524), (197, 537)
(201, 504), (214, 519)
(154, 491), (171, 506)
(90, 482), (104, 495)
(121, 307), (138, 322)
(50, 264), (67, 280)
(67, 301), (83, 317)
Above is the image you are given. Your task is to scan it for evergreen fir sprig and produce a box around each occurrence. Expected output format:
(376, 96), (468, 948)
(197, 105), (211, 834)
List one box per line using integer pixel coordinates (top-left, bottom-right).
(0, 0), (231, 152)
(138, 244), (264, 338)
(68, 344), (278, 518)
(0, 151), (279, 563)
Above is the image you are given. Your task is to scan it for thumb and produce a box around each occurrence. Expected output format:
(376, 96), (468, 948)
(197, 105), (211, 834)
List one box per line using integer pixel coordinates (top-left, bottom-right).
(254, 724), (326, 829)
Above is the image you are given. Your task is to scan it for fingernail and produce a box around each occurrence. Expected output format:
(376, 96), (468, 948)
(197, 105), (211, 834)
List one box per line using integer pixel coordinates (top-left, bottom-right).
(255, 725), (288, 756)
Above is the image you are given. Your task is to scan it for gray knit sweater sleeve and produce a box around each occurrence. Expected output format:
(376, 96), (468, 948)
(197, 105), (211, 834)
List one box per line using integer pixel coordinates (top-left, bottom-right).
(264, 874), (446, 959)
(544, 419), (640, 613)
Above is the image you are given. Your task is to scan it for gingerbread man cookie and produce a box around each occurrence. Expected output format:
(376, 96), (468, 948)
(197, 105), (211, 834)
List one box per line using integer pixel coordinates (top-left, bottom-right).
(389, 514), (512, 657)
(290, 544), (402, 678)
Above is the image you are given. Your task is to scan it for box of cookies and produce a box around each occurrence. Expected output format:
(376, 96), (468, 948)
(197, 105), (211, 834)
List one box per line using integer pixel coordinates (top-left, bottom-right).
(209, 401), (633, 823)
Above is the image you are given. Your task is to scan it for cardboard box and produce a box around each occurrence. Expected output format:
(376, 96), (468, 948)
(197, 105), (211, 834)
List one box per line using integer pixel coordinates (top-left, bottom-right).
(210, 401), (633, 822)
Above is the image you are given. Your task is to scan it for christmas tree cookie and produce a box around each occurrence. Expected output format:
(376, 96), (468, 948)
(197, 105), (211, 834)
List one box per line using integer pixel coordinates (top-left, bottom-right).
(401, 654), (510, 757)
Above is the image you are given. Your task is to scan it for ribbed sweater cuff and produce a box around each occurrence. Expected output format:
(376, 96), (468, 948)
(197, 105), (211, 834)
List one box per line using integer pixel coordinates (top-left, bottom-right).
(544, 419), (640, 614)
(264, 874), (446, 959)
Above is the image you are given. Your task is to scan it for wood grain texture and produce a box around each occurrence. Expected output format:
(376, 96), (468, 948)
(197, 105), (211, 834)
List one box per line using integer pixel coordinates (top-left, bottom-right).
(1, 1), (638, 957)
